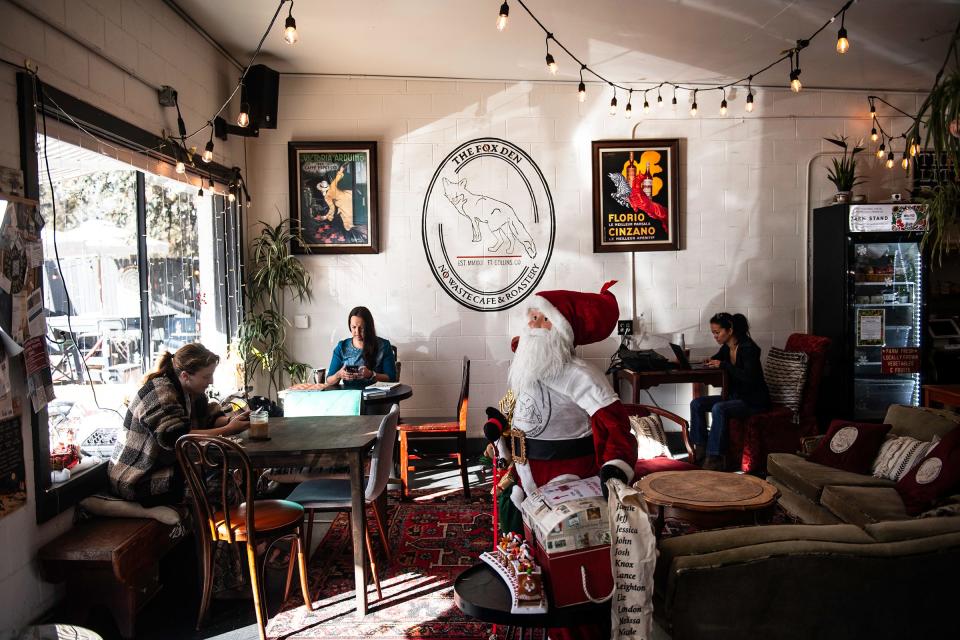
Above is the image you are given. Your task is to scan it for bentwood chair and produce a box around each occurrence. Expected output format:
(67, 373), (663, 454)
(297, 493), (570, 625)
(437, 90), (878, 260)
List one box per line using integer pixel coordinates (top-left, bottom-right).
(285, 404), (399, 600)
(397, 356), (470, 498)
(175, 435), (313, 640)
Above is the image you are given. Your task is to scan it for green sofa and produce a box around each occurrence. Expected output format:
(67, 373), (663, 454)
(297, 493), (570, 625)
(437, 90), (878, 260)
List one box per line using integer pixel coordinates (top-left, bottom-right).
(652, 405), (960, 639)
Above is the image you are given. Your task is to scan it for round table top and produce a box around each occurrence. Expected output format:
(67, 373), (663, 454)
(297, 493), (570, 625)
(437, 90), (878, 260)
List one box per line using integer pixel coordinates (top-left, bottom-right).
(454, 562), (609, 628)
(362, 383), (413, 405)
(636, 470), (779, 512)
(0, 626), (103, 640)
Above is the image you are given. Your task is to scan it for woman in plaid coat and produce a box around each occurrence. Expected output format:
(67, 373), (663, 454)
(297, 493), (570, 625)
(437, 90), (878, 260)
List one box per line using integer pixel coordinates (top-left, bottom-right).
(108, 343), (251, 505)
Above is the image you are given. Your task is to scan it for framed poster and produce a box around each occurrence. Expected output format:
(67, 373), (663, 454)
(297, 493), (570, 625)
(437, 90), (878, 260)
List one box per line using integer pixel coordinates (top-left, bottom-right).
(288, 141), (379, 254)
(591, 139), (681, 252)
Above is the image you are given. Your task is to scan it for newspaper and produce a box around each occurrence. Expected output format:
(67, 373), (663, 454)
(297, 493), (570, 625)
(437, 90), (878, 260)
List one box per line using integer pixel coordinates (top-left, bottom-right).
(539, 476), (602, 508)
(521, 479), (610, 554)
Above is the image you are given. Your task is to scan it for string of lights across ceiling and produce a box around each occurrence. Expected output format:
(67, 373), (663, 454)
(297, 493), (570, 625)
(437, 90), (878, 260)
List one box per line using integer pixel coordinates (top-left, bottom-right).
(495, 0), (857, 117)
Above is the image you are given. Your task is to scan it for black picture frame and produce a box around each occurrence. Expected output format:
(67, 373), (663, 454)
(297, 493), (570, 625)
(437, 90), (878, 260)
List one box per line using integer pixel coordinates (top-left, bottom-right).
(288, 141), (379, 254)
(591, 138), (681, 252)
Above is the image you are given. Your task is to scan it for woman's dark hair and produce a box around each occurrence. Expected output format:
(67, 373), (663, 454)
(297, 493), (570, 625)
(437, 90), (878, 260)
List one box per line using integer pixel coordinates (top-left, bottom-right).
(349, 306), (379, 370)
(710, 312), (751, 342)
(143, 343), (219, 384)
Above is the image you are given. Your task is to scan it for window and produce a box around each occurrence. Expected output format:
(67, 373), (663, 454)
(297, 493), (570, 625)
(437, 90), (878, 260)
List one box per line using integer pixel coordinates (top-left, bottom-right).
(37, 137), (243, 498)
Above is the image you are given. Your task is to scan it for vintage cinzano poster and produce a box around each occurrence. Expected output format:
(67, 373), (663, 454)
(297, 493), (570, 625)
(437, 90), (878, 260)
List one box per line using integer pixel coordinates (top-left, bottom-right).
(592, 139), (681, 252)
(422, 138), (554, 312)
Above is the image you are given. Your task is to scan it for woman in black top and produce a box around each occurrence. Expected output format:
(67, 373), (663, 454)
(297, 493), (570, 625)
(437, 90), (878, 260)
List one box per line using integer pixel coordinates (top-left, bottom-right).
(689, 313), (770, 470)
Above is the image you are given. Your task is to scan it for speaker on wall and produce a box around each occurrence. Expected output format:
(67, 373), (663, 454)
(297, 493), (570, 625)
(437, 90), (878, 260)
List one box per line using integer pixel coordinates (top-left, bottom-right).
(241, 64), (280, 129)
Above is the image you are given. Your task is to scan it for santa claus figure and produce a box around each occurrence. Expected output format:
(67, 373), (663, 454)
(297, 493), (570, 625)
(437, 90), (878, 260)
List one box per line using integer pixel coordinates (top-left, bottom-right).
(485, 280), (638, 522)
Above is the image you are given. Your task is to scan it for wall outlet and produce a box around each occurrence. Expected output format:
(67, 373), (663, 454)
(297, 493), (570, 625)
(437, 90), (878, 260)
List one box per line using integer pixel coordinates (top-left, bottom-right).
(294, 314), (310, 329)
(617, 320), (633, 336)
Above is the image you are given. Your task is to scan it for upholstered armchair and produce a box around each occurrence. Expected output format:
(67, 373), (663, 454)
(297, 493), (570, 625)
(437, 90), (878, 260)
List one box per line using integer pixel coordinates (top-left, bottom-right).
(727, 333), (831, 475)
(624, 403), (699, 478)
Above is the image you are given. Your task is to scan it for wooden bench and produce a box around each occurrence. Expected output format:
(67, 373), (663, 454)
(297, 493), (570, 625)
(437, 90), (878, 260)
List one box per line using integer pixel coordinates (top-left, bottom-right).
(39, 518), (181, 638)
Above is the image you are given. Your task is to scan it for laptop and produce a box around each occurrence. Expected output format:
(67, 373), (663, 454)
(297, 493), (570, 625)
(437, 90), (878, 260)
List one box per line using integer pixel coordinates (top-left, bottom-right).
(669, 343), (711, 370)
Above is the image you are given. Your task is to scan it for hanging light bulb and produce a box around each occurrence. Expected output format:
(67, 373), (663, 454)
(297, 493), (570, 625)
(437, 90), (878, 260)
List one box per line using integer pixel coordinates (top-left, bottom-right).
(237, 101), (250, 128)
(544, 35), (557, 74)
(720, 88), (728, 116)
(745, 91), (754, 112)
(497, 2), (509, 31)
(197, 186), (204, 197)
(876, 141), (886, 159)
(910, 141), (919, 157)
(657, 88), (663, 108)
(690, 90), (698, 116)
(885, 151), (894, 169)
(609, 85), (618, 115)
(836, 12), (849, 54)
(625, 91), (633, 119)
(870, 127), (878, 142)
(228, 191), (236, 203)
(202, 127), (214, 163)
(789, 51), (802, 93)
(207, 176), (215, 189)
(283, 1), (299, 45)
(901, 152), (909, 170)
(869, 100), (876, 120)
(175, 160), (186, 174)
(577, 65), (586, 103)
(643, 91), (650, 114)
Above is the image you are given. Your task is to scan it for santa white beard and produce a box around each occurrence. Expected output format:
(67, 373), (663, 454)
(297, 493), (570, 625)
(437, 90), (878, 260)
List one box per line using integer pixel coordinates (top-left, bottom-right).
(508, 324), (573, 393)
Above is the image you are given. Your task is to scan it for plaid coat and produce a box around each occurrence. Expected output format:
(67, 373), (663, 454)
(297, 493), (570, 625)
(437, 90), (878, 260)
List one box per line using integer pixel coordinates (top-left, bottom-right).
(108, 373), (221, 503)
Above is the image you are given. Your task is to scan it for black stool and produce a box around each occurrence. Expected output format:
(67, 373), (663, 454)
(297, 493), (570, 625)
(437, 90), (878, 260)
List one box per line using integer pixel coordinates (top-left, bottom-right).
(454, 563), (610, 639)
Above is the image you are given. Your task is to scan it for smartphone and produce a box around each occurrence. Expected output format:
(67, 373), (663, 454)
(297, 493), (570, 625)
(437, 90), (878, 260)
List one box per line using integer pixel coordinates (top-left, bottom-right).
(344, 365), (359, 374)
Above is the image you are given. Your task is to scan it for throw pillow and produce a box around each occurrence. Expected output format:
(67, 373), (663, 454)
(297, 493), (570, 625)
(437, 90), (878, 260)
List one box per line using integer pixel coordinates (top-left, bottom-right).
(896, 426), (960, 516)
(764, 347), (809, 419)
(809, 419), (892, 474)
(629, 414), (671, 459)
(872, 435), (940, 482)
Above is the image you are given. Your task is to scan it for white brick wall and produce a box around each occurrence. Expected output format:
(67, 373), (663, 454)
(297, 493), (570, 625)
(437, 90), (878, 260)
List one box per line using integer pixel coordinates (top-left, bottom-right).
(248, 79), (919, 433)
(0, 0), (243, 627)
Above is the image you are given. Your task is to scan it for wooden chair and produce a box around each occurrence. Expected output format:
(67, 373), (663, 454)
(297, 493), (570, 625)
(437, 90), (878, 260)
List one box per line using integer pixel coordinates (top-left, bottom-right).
(397, 356), (470, 498)
(286, 404), (399, 600)
(175, 435), (313, 640)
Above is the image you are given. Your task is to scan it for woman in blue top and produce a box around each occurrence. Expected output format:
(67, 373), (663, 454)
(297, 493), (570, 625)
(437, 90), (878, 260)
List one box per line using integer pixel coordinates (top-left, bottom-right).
(323, 306), (397, 388)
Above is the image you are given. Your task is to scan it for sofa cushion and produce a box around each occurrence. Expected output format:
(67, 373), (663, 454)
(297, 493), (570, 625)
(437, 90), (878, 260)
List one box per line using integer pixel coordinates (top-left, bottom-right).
(809, 420), (891, 474)
(865, 514), (960, 543)
(820, 485), (911, 526)
(884, 404), (960, 441)
(872, 435), (940, 481)
(896, 425), (960, 516)
(764, 347), (808, 418)
(767, 453), (894, 503)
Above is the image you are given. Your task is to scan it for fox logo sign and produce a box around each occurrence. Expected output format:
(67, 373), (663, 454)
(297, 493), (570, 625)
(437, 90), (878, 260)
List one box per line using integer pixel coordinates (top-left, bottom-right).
(422, 138), (555, 312)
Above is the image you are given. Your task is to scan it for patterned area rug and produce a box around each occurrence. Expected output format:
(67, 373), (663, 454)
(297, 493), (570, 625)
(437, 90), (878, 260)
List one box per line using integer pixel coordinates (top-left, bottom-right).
(268, 493), (496, 639)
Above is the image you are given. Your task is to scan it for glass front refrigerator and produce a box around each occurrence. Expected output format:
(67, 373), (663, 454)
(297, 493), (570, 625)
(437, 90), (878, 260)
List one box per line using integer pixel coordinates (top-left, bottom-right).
(812, 203), (927, 421)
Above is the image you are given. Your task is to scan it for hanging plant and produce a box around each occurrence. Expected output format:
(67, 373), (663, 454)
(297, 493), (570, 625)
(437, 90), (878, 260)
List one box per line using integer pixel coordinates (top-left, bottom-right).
(237, 216), (312, 399)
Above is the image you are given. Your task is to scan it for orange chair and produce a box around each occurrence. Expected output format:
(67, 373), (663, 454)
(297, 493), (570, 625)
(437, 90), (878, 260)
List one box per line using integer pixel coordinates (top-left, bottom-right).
(397, 356), (470, 498)
(176, 435), (312, 640)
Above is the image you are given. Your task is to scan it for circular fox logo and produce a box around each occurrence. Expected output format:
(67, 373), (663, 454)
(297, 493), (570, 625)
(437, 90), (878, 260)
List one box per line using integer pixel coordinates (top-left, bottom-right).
(422, 138), (554, 312)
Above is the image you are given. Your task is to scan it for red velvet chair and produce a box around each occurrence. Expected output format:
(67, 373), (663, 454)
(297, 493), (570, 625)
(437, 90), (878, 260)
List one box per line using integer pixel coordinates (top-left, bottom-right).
(624, 403), (699, 478)
(726, 333), (831, 475)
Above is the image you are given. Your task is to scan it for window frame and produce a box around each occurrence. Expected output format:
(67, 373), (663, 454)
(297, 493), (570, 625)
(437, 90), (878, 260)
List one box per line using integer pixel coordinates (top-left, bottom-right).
(17, 72), (244, 523)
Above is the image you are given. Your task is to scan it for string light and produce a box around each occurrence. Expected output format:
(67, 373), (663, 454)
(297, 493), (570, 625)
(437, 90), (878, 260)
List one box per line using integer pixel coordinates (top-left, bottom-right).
(836, 10), (849, 54)
(577, 65), (586, 102)
(283, 0), (299, 45)
(175, 159), (186, 174)
(885, 151), (894, 169)
(609, 85), (618, 115)
(909, 140), (919, 156)
(202, 125), (214, 163)
(876, 140), (886, 159)
(690, 89), (698, 116)
(643, 90), (650, 114)
(237, 82), (250, 127)
(671, 86), (677, 110)
(789, 51), (802, 93)
(869, 99), (876, 119)
(870, 125), (878, 142)
(228, 191), (236, 202)
(901, 152), (909, 170)
(497, 2), (509, 31)
(625, 90), (633, 119)
(745, 76), (754, 112)
(656, 88), (663, 108)
(719, 88), (727, 116)
(545, 34), (557, 74)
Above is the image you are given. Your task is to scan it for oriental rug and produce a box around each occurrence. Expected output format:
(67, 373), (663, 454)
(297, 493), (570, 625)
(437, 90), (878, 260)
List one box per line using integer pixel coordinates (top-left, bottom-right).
(268, 492), (498, 639)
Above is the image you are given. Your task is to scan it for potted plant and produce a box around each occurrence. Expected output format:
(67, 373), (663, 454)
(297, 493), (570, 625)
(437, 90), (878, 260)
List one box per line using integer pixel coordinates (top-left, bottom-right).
(237, 218), (312, 399)
(824, 135), (866, 203)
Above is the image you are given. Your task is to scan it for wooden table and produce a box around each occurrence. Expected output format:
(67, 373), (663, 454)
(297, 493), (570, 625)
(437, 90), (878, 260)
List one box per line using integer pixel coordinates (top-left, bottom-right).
(922, 384), (960, 410)
(614, 367), (727, 405)
(241, 415), (383, 616)
(636, 470), (779, 538)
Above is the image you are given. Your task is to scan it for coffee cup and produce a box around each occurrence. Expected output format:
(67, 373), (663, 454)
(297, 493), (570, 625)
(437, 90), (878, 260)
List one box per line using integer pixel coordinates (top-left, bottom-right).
(249, 410), (269, 440)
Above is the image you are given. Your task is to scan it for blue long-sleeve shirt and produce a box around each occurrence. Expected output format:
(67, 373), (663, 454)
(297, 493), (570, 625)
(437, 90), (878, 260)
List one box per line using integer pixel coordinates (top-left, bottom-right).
(329, 337), (397, 382)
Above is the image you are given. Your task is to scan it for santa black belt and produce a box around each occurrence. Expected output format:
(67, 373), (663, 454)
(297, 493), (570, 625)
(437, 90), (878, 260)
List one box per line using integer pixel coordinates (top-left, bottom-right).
(524, 435), (595, 461)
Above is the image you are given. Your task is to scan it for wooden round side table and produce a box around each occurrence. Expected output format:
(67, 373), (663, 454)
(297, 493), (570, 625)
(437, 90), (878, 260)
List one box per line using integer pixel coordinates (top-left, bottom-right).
(636, 470), (780, 537)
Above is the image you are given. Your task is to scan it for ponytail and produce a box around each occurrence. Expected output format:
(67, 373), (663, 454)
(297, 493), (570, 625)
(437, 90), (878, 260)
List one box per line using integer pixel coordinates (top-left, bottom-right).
(710, 312), (751, 342)
(142, 343), (219, 384)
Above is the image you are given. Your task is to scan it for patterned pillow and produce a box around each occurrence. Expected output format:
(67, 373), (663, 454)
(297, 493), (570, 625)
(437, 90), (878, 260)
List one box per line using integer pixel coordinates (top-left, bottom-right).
(872, 435), (940, 482)
(809, 420), (892, 474)
(764, 347), (809, 419)
(629, 414), (671, 460)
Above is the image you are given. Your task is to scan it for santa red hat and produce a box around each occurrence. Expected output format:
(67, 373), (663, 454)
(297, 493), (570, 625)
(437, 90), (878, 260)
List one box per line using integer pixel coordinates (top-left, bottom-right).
(530, 280), (620, 347)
